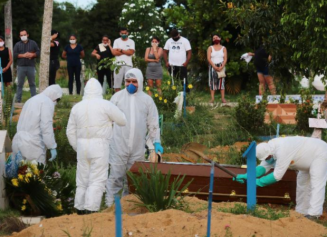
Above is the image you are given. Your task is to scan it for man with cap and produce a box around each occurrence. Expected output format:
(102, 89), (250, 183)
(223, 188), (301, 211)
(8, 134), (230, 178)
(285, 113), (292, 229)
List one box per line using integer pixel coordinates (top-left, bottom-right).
(49, 30), (60, 85)
(12, 85), (63, 164)
(234, 136), (327, 219)
(105, 68), (163, 207)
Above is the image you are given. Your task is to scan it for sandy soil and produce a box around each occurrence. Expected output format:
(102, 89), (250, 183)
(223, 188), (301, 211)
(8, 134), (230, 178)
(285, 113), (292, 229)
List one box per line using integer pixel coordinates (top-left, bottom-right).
(10, 195), (327, 237)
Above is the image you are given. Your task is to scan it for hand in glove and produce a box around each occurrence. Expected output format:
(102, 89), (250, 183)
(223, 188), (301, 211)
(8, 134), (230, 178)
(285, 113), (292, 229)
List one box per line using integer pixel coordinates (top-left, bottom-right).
(233, 174), (247, 184)
(154, 142), (164, 154)
(256, 173), (277, 187)
(49, 149), (57, 162)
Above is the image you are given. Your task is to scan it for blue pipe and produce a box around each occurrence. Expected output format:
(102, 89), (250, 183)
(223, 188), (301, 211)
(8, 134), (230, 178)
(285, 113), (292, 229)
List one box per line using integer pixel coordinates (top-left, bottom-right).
(207, 161), (215, 237)
(115, 195), (122, 237)
(183, 78), (186, 117)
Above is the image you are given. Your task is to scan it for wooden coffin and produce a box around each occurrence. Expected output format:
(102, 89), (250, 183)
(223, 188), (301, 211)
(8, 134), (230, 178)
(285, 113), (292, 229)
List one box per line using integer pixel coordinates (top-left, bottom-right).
(129, 162), (297, 205)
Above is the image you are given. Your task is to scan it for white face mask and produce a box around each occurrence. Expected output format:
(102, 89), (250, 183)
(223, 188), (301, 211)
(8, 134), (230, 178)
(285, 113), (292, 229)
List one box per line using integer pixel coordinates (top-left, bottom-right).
(21, 36), (28, 42)
(151, 42), (158, 47)
(103, 43), (108, 46)
(0, 42), (4, 47)
(70, 40), (76, 44)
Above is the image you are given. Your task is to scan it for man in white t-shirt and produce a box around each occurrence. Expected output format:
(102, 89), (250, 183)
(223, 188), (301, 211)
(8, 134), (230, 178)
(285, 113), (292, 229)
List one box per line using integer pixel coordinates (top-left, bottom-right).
(163, 29), (192, 91)
(112, 27), (135, 92)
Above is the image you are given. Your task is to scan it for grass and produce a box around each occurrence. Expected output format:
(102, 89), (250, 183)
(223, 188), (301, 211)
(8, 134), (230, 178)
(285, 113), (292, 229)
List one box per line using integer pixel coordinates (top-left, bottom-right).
(217, 203), (290, 220)
(0, 209), (26, 236)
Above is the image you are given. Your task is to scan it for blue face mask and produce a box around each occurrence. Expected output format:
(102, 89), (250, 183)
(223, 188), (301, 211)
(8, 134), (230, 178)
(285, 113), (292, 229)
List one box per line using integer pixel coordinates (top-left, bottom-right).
(266, 157), (275, 165)
(126, 84), (137, 94)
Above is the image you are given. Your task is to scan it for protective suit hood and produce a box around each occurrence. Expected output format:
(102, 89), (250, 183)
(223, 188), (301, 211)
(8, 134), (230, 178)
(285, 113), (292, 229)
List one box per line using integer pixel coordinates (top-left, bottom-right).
(42, 85), (62, 101)
(83, 78), (103, 100)
(256, 143), (272, 161)
(125, 68), (144, 94)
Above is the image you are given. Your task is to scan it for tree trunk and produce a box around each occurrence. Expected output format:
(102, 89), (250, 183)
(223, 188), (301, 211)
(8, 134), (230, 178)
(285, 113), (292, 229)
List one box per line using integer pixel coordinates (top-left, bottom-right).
(4, 0), (13, 74)
(38, 0), (54, 92)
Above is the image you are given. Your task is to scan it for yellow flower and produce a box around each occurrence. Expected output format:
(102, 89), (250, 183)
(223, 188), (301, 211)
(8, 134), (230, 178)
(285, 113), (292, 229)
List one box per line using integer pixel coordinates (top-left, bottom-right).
(22, 199), (27, 204)
(159, 97), (163, 101)
(26, 173), (32, 178)
(24, 177), (30, 183)
(167, 81), (171, 85)
(155, 94), (159, 97)
(57, 203), (63, 211)
(172, 86), (176, 90)
(164, 99), (168, 103)
(21, 205), (26, 211)
(18, 174), (24, 180)
(11, 179), (19, 187)
(33, 169), (39, 176)
(188, 84), (193, 89)
(145, 86), (150, 91)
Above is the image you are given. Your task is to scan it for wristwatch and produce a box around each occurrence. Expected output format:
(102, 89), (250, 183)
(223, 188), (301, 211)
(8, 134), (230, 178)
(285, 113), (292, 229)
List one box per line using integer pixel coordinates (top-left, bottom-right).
(120, 49), (123, 53)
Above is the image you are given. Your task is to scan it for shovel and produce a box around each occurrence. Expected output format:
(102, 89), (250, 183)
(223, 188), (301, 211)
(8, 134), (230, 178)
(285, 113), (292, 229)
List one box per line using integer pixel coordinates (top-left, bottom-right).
(181, 143), (237, 178)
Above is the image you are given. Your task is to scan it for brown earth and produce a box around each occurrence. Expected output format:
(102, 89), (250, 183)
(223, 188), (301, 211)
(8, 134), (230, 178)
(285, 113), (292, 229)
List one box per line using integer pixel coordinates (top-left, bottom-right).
(9, 195), (327, 237)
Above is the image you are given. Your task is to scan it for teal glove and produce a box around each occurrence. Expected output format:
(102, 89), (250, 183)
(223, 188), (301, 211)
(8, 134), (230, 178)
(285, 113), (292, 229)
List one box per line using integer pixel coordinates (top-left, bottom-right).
(49, 149), (57, 162)
(233, 166), (266, 183)
(154, 142), (164, 154)
(233, 174), (247, 184)
(256, 173), (277, 187)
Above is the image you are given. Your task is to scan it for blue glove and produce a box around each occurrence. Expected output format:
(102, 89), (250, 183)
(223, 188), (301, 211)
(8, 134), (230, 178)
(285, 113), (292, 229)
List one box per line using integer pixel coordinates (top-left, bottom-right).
(232, 166), (266, 184)
(49, 149), (57, 162)
(154, 142), (164, 154)
(256, 173), (277, 187)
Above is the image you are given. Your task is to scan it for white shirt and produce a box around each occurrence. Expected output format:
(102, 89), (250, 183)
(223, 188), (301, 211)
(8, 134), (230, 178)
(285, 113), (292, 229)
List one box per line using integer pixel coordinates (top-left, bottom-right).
(164, 36), (191, 66)
(113, 38), (135, 67)
(210, 46), (225, 64)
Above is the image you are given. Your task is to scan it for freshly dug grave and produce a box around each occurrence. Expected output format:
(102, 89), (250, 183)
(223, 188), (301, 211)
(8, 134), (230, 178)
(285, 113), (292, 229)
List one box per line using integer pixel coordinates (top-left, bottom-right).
(9, 195), (327, 237)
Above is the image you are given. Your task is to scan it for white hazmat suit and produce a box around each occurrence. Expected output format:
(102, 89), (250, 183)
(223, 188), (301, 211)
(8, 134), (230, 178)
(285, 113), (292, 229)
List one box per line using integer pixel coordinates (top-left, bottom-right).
(12, 85), (63, 164)
(105, 68), (161, 206)
(66, 78), (126, 212)
(257, 137), (327, 216)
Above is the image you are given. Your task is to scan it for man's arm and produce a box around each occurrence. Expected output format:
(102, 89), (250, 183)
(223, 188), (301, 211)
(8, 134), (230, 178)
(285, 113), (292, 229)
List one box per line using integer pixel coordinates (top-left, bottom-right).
(14, 43), (27, 59)
(40, 103), (57, 149)
(183, 50), (192, 67)
(163, 49), (169, 68)
(106, 102), (127, 127)
(121, 49), (135, 56)
(146, 99), (161, 144)
(66, 108), (77, 151)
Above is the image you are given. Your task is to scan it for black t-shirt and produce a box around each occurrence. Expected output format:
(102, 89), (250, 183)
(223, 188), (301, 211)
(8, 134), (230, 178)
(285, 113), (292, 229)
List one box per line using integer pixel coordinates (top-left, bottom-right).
(254, 47), (269, 71)
(50, 41), (60, 60)
(95, 45), (113, 65)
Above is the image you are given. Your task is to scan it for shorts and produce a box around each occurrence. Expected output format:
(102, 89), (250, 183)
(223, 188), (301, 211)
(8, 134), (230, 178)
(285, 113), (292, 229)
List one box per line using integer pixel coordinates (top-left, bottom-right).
(257, 66), (269, 76)
(113, 65), (132, 89)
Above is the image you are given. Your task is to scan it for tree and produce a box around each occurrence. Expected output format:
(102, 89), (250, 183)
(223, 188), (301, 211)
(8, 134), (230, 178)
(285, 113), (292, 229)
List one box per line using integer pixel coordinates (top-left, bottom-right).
(4, 0), (13, 74)
(39, 0), (54, 92)
(119, 0), (167, 57)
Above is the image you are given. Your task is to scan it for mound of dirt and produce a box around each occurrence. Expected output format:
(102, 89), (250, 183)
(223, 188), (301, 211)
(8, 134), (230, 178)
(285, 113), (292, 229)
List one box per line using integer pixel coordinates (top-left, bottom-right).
(9, 195), (327, 237)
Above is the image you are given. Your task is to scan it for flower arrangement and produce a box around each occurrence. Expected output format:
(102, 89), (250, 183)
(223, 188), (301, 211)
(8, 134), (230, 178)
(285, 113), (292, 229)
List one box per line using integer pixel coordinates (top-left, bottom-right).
(5, 160), (75, 217)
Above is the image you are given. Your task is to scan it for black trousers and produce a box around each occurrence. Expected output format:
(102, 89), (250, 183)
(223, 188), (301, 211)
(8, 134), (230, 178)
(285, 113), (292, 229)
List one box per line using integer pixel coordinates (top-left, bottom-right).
(67, 65), (81, 94)
(97, 68), (112, 88)
(49, 59), (59, 86)
(168, 66), (189, 91)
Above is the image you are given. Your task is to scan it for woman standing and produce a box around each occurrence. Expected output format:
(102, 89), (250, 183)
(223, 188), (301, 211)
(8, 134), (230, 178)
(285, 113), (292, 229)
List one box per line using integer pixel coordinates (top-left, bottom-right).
(248, 45), (276, 95)
(144, 36), (163, 96)
(62, 35), (85, 95)
(0, 36), (13, 86)
(207, 34), (227, 104)
(91, 35), (114, 88)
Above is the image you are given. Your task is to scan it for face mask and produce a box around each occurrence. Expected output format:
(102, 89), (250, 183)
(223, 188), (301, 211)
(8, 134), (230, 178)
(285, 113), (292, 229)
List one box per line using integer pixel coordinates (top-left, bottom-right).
(121, 34), (128, 39)
(21, 36), (28, 42)
(172, 37), (180, 41)
(103, 43), (108, 46)
(126, 84), (137, 94)
(266, 157), (275, 165)
(0, 42), (4, 47)
(151, 42), (158, 47)
(213, 40), (220, 44)
(70, 40), (76, 44)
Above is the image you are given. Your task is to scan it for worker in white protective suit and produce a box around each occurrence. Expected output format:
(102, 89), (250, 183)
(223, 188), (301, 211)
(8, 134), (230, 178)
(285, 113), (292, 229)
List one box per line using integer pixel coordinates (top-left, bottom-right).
(234, 136), (327, 219)
(105, 68), (163, 207)
(66, 78), (126, 214)
(12, 85), (63, 164)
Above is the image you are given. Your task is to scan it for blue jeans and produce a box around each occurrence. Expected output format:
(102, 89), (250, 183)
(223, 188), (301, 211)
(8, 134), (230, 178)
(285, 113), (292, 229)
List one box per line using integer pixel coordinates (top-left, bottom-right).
(16, 66), (36, 102)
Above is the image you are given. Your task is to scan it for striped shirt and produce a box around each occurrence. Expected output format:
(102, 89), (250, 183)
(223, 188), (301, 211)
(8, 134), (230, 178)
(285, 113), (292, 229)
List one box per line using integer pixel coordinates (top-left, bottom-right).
(13, 39), (40, 67)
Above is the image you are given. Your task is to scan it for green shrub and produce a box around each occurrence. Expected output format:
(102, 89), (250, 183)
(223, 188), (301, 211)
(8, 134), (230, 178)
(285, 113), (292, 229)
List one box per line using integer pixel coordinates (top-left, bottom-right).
(295, 90), (314, 134)
(235, 94), (267, 134)
(127, 165), (193, 212)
